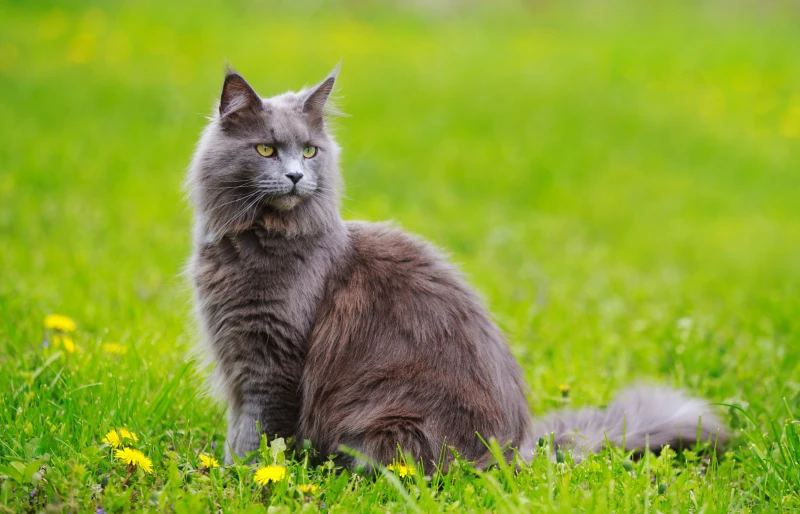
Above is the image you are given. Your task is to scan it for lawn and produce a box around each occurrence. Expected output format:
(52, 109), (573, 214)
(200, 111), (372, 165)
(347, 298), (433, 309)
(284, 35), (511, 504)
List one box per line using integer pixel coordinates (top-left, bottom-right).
(1, 0), (799, 512)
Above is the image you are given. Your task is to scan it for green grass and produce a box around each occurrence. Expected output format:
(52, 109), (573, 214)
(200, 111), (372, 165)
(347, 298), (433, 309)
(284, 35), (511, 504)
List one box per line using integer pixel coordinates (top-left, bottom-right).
(1, 0), (799, 511)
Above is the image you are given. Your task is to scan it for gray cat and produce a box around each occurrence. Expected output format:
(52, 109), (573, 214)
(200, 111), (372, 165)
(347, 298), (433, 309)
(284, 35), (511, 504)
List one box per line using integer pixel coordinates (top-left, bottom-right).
(187, 66), (728, 469)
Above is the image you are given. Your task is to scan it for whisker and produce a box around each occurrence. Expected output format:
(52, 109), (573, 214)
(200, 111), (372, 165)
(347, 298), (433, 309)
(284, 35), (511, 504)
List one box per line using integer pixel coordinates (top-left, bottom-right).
(209, 189), (264, 212)
(202, 179), (255, 191)
(218, 190), (268, 235)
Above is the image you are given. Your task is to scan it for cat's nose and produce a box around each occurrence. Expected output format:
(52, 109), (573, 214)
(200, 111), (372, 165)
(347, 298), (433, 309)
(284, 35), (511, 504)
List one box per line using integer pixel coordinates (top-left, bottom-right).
(285, 171), (304, 184)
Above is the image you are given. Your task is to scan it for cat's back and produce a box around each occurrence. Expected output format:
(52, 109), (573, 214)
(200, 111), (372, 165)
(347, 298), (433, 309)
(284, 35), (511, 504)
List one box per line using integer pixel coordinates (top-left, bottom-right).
(338, 220), (492, 322)
(344, 220), (460, 288)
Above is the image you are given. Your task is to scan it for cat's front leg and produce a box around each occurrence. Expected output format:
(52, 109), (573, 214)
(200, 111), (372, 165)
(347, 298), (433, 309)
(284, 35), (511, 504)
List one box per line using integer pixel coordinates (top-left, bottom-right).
(225, 407), (261, 464)
(224, 396), (299, 463)
(221, 348), (303, 464)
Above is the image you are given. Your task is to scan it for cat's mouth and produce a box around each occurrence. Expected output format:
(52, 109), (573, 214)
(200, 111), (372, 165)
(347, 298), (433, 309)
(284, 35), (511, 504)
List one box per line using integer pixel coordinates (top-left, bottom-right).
(267, 187), (313, 211)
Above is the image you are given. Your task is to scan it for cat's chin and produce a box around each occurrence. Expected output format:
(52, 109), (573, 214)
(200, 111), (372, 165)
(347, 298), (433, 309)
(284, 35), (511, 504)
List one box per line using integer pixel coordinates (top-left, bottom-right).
(269, 193), (307, 211)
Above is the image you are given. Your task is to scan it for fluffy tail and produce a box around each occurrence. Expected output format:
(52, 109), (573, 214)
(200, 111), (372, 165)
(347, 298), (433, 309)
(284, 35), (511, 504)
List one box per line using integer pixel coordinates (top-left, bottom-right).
(527, 386), (729, 460)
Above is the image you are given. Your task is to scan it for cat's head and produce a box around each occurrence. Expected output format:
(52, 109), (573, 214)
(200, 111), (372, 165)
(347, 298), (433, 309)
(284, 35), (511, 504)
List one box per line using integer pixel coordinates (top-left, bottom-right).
(188, 66), (342, 240)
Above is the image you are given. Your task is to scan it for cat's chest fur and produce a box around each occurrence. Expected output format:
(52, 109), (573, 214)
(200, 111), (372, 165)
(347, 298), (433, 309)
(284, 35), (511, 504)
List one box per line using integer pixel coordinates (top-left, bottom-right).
(191, 227), (339, 393)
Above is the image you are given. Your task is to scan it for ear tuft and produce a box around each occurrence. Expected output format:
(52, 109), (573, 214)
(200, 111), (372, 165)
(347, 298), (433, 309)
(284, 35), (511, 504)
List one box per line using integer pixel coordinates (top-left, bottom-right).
(219, 70), (262, 117)
(302, 63), (341, 118)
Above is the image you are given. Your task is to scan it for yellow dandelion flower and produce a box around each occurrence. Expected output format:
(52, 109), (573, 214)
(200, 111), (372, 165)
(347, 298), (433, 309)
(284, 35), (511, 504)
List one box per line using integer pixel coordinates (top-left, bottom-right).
(103, 428), (137, 447)
(61, 336), (76, 353)
(103, 429), (122, 448)
(118, 428), (139, 442)
(44, 314), (77, 332)
(297, 484), (318, 494)
(53, 334), (77, 354)
(254, 465), (286, 485)
(199, 454), (219, 469)
(102, 343), (128, 355)
(387, 463), (415, 478)
(114, 447), (153, 474)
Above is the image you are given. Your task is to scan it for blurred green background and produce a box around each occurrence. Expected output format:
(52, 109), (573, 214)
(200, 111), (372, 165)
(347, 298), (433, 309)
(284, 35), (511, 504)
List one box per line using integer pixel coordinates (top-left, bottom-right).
(1, 0), (799, 510)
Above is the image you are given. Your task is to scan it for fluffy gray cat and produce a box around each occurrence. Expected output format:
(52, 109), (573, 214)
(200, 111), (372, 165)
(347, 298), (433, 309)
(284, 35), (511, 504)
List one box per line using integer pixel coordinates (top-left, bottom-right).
(187, 66), (728, 469)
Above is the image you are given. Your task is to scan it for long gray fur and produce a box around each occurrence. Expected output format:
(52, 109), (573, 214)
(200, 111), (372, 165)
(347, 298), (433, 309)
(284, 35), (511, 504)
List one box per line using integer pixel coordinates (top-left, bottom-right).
(187, 67), (728, 469)
(528, 385), (727, 461)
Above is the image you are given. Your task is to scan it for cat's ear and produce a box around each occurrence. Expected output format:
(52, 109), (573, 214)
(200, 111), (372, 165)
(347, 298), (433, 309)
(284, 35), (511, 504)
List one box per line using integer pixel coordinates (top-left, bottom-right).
(302, 63), (340, 121)
(219, 69), (262, 118)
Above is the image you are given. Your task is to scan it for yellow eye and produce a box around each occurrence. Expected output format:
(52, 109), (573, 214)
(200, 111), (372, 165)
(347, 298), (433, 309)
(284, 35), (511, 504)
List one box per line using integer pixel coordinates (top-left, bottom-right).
(302, 146), (317, 159)
(256, 144), (275, 157)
